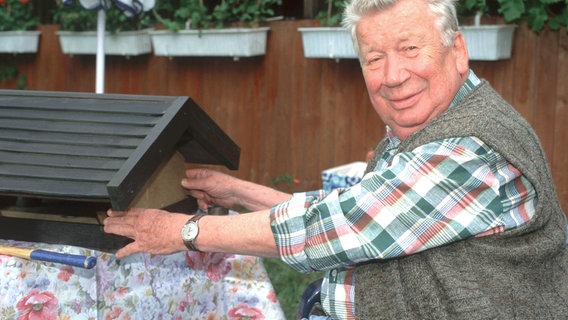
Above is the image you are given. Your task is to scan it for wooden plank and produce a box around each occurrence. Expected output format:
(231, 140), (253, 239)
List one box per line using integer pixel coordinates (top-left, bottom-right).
(532, 28), (558, 161)
(0, 118), (150, 136)
(0, 128), (143, 148)
(0, 140), (133, 158)
(0, 216), (130, 250)
(552, 29), (568, 210)
(0, 164), (114, 182)
(0, 197), (199, 250)
(129, 152), (188, 209)
(509, 24), (537, 122)
(268, 19), (323, 187)
(0, 176), (108, 199)
(0, 151), (124, 170)
(0, 91), (172, 114)
(0, 108), (159, 125)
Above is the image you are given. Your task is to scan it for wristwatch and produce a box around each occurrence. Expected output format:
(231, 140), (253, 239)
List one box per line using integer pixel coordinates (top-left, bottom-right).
(181, 215), (206, 251)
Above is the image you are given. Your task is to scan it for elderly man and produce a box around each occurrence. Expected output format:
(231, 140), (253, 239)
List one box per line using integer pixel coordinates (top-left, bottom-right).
(104, 0), (568, 319)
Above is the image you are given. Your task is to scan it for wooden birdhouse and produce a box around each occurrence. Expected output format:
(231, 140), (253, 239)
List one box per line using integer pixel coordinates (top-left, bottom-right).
(0, 90), (240, 249)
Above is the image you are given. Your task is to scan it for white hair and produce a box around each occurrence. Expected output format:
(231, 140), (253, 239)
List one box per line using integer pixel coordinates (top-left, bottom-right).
(341, 0), (459, 57)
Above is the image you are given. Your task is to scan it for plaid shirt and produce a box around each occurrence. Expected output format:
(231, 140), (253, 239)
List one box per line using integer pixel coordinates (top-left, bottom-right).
(269, 73), (537, 320)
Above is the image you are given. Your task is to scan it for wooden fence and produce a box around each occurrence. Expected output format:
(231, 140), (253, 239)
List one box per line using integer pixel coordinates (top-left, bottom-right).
(2, 20), (568, 213)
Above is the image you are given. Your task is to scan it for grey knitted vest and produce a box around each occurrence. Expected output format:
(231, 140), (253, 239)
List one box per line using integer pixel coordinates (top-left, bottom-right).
(355, 80), (568, 319)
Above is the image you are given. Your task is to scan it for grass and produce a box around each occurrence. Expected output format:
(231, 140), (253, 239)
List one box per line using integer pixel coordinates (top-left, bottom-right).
(263, 258), (324, 320)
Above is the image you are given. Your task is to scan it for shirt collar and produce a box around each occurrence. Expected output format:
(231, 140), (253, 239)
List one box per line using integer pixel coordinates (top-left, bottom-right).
(386, 70), (480, 145)
(448, 70), (480, 110)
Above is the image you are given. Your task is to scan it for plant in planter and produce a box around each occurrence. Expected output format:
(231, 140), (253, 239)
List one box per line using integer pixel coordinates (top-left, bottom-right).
(0, 0), (41, 54)
(457, 0), (517, 60)
(315, 0), (345, 26)
(458, 0), (568, 33)
(298, 0), (357, 61)
(53, 0), (156, 56)
(457, 0), (568, 60)
(149, 0), (279, 59)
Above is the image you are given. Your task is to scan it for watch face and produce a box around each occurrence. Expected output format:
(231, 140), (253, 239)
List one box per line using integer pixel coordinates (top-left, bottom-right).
(181, 222), (198, 241)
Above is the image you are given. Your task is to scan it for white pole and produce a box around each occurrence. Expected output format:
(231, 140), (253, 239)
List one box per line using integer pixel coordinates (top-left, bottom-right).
(96, 9), (106, 94)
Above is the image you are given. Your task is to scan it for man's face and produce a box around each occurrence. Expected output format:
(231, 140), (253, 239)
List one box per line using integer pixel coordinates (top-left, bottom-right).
(357, 0), (469, 140)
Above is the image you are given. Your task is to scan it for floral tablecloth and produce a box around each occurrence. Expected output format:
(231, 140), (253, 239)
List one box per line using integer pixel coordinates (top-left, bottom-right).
(0, 239), (285, 320)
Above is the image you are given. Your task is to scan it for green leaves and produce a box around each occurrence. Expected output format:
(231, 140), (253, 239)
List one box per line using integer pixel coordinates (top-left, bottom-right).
(457, 0), (568, 33)
(495, 0), (566, 33)
(105, 6), (154, 32)
(0, 61), (17, 81)
(155, 0), (279, 31)
(527, 5), (549, 32)
(548, 5), (568, 30)
(316, 0), (347, 26)
(0, 0), (40, 31)
(53, 1), (154, 32)
(496, 0), (525, 21)
(52, 2), (97, 32)
(460, 0), (488, 14)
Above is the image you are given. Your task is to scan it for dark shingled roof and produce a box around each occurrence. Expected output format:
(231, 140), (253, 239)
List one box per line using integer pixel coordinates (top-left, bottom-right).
(0, 89), (240, 211)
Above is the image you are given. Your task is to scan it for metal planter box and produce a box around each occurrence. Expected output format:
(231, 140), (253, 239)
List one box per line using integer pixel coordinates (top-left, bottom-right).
(56, 29), (153, 56)
(460, 24), (516, 61)
(0, 31), (41, 54)
(298, 27), (357, 60)
(149, 27), (270, 59)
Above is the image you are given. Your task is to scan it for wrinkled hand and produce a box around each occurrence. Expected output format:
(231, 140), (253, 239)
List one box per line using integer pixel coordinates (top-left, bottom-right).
(182, 168), (242, 210)
(103, 208), (188, 259)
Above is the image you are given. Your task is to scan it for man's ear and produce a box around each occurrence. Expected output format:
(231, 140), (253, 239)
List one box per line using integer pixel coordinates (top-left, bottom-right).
(453, 31), (469, 74)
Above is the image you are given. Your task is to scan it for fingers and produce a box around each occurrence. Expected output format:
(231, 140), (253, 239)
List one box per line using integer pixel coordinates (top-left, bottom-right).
(197, 199), (211, 211)
(183, 168), (214, 188)
(114, 242), (140, 259)
(103, 210), (156, 259)
(106, 209), (124, 217)
(184, 189), (205, 199)
(184, 167), (212, 179)
(106, 208), (142, 217)
(103, 217), (134, 239)
(103, 208), (140, 239)
(182, 171), (218, 209)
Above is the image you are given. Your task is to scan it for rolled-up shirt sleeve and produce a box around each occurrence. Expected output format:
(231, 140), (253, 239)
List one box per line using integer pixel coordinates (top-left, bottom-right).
(270, 190), (328, 273)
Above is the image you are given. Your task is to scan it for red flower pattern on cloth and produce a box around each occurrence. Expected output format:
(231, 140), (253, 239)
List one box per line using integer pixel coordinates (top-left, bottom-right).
(16, 288), (59, 320)
(228, 303), (265, 319)
(57, 265), (74, 282)
(185, 251), (234, 281)
(104, 306), (125, 320)
(266, 289), (278, 303)
(0, 241), (285, 319)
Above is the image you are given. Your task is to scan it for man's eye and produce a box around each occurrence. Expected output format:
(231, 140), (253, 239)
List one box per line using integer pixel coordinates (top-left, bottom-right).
(368, 57), (382, 64)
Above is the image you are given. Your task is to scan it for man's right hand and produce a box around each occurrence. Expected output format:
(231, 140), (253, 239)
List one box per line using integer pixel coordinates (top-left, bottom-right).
(182, 168), (293, 212)
(182, 168), (242, 211)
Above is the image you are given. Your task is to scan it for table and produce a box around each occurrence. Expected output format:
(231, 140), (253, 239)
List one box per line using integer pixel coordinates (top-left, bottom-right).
(0, 239), (285, 319)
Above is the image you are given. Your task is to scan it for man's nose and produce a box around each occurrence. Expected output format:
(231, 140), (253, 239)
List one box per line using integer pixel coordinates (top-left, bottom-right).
(384, 55), (410, 86)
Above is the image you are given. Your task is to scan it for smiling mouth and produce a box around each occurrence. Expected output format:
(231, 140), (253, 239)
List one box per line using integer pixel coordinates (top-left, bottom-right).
(389, 91), (422, 109)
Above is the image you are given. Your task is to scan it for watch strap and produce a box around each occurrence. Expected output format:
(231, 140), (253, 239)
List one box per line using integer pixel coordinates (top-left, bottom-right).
(183, 214), (205, 252)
